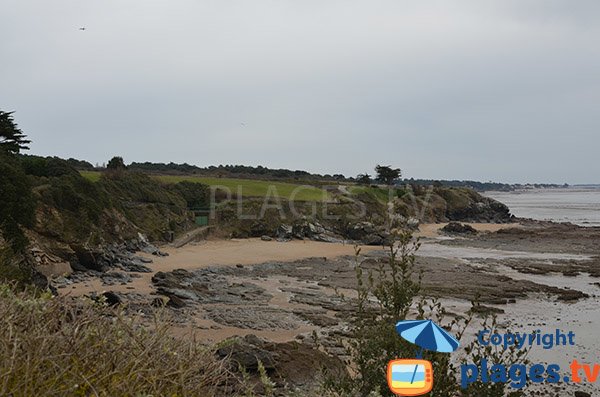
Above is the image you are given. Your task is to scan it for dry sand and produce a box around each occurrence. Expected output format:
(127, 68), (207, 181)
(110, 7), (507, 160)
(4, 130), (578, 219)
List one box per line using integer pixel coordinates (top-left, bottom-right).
(66, 238), (378, 297)
(65, 223), (519, 297)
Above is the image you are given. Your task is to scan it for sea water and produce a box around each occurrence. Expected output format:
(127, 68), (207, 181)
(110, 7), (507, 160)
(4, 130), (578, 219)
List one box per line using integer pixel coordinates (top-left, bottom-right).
(485, 187), (600, 227)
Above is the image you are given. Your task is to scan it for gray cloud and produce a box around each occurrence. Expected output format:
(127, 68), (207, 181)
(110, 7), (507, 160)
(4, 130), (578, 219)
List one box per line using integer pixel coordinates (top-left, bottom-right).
(1, 0), (599, 183)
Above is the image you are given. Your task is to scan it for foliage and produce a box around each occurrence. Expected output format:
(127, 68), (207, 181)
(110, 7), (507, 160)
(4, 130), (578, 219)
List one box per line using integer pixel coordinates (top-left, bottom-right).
(44, 174), (109, 219)
(0, 284), (230, 396)
(0, 152), (35, 252)
(0, 110), (30, 154)
(106, 155), (126, 170)
(0, 245), (31, 283)
(20, 155), (80, 177)
(326, 231), (457, 396)
(374, 165), (401, 186)
(128, 161), (348, 182)
(32, 170), (195, 243)
(171, 180), (210, 208)
(326, 230), (528, 396)
(356, 174), (371, 185)
(99, 172), (184, 206)
(65, 157), (94, 169)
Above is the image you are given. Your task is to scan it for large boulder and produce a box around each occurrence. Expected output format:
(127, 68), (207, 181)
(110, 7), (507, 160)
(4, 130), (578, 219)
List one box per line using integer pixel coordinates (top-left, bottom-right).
(444, 195), (511, 223)
(30, 247), (73, 278)
(347, 221), (391, 246)
(276, 224), (293, 240)
(346, 221), (376, 240)
(217, 334), (347, 394)
(292, 219), (326, 239)
(441, 222), (477, 235)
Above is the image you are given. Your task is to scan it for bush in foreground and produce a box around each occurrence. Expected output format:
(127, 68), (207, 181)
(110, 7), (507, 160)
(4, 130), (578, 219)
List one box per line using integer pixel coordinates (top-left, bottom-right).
(0, 285), (228, 396)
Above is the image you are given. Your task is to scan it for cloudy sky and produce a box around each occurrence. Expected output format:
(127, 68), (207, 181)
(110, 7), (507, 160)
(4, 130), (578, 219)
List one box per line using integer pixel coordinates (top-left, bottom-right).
(2, 1), (599, 183)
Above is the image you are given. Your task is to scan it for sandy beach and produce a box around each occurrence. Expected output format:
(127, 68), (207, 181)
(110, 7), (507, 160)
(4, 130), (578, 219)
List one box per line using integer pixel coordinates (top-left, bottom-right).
(65, 222), (518, 297)
(65, 238), (379, 296)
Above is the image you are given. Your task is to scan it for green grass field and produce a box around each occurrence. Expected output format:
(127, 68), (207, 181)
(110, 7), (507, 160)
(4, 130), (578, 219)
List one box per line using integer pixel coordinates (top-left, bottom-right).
(80, 171), (329, 201)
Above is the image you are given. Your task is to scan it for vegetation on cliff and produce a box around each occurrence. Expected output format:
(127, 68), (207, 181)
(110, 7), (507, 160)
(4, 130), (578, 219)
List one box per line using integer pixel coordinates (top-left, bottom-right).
(0, 119), (211, 282)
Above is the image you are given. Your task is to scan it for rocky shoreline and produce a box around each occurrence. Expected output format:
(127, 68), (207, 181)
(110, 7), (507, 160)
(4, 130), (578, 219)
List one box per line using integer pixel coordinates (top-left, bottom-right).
(44, 220), (599, 394)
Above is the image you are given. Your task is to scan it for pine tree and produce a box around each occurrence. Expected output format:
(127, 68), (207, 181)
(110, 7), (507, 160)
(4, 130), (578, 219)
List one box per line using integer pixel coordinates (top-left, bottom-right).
(0, 111), (31, 154)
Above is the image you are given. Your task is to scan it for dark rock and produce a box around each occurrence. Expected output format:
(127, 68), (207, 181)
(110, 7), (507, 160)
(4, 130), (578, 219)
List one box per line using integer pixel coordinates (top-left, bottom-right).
(31, 270), (58, 295)
(102, 291), (122, 306)
(119, 259), (152, 273)
(446, 196), (511, 223)
(166, 294), (187, 308)
(217, 335), (277, 371)
(346, 221), (390, 245)
(311, 233), (344, 243)
(101, 272), (131, 285)
(141, 243), (168, 257)
(152, 294), (186, 308)
(556, 289), (588, 301)
(276, 224), (293, 240)
(71, 245), (105, 271)
(575, 392), (591, 397)
(347, 221), (376, 240)
(441, 222), (477, 234)
(292, 219), (326, 239)
(470, 304), (505, 315)
(152, 269), (271, 304)
(217, 334), (347, 394)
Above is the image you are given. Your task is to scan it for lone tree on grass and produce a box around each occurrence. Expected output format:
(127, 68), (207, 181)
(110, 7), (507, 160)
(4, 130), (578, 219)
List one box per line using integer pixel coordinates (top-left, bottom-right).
(0, 111), (31, 154)
(375, 164), (401, 186)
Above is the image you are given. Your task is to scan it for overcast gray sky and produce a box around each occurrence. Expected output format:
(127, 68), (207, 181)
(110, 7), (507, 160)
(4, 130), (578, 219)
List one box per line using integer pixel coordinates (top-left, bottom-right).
(2, 1), (599, 184)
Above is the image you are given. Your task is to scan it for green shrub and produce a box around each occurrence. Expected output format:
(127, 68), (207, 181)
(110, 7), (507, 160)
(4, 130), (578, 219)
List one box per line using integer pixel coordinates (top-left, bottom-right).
(98, 171), (185, 207)
(0, 152), (35, 252)
(20, 155), (80, 178)
(171, 180), (210, 208)
(326, 230), (528, 397)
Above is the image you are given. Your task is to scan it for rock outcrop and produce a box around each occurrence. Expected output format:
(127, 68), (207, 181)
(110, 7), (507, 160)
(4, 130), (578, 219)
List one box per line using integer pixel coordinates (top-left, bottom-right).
(441, 222), (478, 235)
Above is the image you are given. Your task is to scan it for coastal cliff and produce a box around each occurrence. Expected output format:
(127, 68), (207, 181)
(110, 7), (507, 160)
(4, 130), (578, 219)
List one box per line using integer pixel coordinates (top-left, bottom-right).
(1, 155), (511, 283)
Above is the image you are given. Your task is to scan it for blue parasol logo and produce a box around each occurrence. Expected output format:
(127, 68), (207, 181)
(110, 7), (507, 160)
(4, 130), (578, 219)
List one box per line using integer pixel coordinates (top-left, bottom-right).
(387, 320), (459, 396)
(395, 319), (460, 355)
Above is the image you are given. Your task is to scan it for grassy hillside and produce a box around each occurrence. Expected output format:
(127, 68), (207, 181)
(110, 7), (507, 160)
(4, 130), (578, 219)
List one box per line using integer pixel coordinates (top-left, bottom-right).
(81, 171), (330, 201)
(347, 184), (511, 223)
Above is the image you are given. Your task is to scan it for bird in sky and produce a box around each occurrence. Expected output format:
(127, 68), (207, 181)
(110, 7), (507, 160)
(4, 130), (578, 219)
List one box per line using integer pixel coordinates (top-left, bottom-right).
(79, 27), (86, 31)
